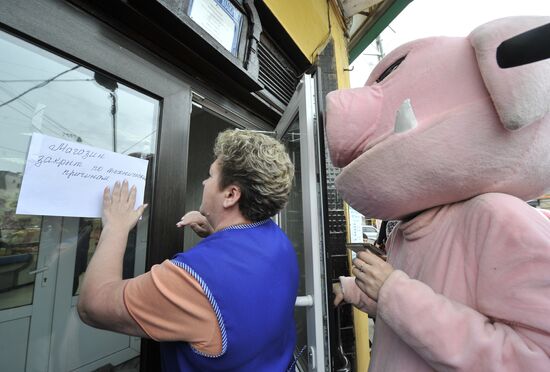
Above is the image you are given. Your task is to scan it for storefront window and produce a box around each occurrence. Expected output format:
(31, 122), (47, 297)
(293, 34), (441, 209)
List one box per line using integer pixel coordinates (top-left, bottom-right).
(0, 28), (159, 371)
(0, 28), (158, 304)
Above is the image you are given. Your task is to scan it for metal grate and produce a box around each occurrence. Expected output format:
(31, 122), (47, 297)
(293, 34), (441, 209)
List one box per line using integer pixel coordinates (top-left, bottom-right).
(257, 34), (300, 105)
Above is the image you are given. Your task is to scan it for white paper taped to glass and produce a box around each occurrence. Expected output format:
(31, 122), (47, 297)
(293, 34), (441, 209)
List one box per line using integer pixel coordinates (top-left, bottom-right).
(16, 133), (149, 218)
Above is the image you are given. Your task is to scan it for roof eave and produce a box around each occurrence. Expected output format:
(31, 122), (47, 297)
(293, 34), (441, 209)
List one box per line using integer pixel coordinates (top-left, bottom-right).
(348, 0), (413, 63)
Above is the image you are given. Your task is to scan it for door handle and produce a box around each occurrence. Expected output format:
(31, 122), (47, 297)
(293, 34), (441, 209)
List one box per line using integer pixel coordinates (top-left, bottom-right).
(295, 295), (313, 307)
(28, 266), (48, 275)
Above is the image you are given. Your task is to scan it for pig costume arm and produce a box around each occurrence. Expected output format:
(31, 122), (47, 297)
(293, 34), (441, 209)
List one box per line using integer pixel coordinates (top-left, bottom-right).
(340, 195), (550, 371)
(339, 276), (377, 314)
(349, 194), (550, 371)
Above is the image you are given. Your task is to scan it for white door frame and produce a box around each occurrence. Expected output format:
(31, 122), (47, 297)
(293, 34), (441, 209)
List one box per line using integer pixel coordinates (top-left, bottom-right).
(275, 74), (327, 371)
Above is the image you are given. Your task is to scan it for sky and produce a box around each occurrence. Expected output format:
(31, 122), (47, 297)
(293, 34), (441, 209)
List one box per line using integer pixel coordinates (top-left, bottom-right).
(350, 0), (550, 87)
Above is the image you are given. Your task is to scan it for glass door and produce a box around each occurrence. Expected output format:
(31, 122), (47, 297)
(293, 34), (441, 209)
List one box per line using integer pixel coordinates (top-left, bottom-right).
(276, 75), (327, 371)
(183, 100), (236, 250)
(0, 29), (159, 371)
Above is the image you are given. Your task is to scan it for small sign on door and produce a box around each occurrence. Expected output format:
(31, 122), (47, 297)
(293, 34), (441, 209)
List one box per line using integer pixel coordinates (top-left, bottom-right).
(16, 133), (149, 218)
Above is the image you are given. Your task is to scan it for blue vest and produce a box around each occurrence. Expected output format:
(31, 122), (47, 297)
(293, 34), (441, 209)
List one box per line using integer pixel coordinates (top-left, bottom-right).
(162, 219), (299, 371)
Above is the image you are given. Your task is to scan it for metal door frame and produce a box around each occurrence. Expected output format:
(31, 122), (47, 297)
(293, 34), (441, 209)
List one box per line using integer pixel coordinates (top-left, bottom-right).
(275, 74), (328, 371)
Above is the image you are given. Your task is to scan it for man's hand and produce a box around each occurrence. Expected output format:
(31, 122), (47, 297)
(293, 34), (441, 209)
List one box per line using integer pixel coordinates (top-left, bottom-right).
(177, 211), (214, 238)
(352, 250), (394, 301)
(102, 180), (147, 232)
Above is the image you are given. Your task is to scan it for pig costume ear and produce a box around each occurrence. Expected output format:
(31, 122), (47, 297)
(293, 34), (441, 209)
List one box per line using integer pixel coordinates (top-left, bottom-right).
(469, 16), (550, 130)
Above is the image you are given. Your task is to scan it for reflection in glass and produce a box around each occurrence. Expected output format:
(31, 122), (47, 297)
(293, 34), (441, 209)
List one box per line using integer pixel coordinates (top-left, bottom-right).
(184, 105), (234, 250)
(72, 217), (138, 296)
(279, 116), (308, 368)
(0, 28), (158, 367)
(0, 185), (40, 309)
(72, 218), (100, 295)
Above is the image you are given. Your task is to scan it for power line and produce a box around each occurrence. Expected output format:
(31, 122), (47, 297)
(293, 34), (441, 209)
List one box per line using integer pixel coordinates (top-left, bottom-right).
(0, 65), (157, 155)
(121, 129), (157, 154)
(0, 84), (86, 142)
(0, 65), (80, 108)
(0, 78), (93, 83)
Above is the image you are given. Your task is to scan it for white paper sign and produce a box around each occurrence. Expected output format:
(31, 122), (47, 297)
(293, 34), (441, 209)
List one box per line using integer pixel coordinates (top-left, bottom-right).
(16, 133), (149, 218)
(348, 206), (364, 259)
(348, 206), (364, 244)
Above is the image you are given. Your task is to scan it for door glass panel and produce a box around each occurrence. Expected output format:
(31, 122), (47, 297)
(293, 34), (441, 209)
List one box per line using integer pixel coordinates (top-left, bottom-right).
(184, 104), (234, 250)
(0, 209), (40, 309)
(279, 116), (308, 368)
(0, 28), (159, 369)
(0, 29), (158, 296)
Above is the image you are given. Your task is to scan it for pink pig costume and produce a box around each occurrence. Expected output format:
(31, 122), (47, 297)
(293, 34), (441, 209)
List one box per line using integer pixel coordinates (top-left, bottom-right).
(326, 17), (550, 371)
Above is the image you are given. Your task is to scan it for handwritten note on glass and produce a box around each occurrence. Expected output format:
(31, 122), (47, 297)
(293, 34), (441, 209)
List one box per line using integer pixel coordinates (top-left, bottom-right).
(16, 133), (149, 218)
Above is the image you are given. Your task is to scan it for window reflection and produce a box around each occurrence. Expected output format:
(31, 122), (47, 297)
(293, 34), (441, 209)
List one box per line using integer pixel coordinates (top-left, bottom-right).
(0, 29), (158, 311)
(279, 116), (308, 368)
(184, 105), (234, 250)
(0, 178), (40, 309)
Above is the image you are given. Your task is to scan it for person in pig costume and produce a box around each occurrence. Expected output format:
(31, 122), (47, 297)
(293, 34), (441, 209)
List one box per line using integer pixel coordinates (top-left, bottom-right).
(328, 16), (550, 371)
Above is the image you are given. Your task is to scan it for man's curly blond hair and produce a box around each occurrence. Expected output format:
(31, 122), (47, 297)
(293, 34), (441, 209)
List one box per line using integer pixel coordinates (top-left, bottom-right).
(214, 129), (294, 222)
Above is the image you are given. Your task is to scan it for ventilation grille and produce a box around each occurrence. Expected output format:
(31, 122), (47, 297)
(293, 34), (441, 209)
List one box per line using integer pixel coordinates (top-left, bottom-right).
(257, 35), (300, 106)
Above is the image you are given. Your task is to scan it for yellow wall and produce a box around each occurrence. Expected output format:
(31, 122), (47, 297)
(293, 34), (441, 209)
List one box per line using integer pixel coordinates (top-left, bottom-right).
(263, 0), (350, 89)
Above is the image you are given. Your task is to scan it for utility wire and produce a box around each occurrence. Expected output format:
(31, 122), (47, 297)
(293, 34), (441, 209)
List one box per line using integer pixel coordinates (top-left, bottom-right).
(0, 78), (93, 83)
(0, 83), (87, 142)
(0, 65), (80, 108)
(121, 129), (158, 154)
